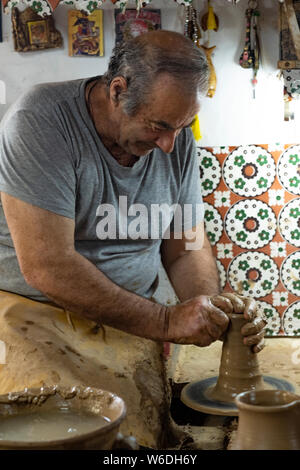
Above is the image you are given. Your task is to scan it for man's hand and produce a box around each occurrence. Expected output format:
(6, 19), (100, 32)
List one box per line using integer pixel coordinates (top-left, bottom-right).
(164, 296), (230, 347)
(210, 292), (266, 353)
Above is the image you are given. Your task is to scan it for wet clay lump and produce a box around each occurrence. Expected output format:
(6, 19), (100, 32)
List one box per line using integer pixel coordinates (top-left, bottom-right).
(206, 313), (264, 403)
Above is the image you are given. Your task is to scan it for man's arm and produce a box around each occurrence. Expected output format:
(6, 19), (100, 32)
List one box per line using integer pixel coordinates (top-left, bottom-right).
(1, 193), (230, 346)
(160, 224), (266, 352)
(1, 193), (168, 340)
(161, 222), (221, 301)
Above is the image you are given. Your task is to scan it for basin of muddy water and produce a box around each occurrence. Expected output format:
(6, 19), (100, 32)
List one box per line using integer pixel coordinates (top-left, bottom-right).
(0, 385), (126, 449)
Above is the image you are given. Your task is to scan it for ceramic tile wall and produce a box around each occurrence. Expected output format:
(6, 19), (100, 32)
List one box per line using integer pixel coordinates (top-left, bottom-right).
(198, 143), (300, 337)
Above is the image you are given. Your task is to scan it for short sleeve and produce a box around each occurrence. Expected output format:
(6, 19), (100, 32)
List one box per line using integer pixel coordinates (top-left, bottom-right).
(0, 108), (76, 219)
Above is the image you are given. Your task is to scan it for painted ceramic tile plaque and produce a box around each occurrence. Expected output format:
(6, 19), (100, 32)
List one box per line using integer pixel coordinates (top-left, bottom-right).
(198, 144), (300, 337)
(68, 10), (103, 57)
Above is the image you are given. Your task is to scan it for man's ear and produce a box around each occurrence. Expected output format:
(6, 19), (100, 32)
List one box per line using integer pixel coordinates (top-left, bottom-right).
(109, 76), (127, 107)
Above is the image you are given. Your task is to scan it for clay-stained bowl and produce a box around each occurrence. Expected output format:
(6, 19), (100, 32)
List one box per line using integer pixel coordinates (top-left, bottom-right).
(0, 385), (126, 450)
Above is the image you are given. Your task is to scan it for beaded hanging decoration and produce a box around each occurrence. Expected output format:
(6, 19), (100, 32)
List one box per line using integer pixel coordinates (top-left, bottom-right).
(184, 4), (201, 47)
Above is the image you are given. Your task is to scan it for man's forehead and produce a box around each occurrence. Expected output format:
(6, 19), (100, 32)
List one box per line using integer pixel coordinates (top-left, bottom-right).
(141, 96), (201, 130)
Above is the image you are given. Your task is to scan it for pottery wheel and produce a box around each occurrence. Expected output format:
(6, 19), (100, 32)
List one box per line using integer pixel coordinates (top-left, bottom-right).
(180, 376), (295, 416)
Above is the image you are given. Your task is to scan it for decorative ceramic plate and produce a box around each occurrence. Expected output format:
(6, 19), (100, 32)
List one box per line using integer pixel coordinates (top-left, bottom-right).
(278, 199), (300, 247)
(223, 145), (276, 197)
(256, 300), (281, 336)
(204, 202), (223, 245)
(197, 148), (222, 197)
(280, 251), (300, 296)
(282, 301), (300, 336)
(277, 145), (300, 195)
(225, 199), (276, 249)
(228, 252), (279, 297)
(216, 259), (227, 291)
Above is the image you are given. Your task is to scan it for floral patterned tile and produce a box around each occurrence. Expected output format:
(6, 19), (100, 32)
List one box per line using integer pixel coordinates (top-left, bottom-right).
(198, 144), (300, 337)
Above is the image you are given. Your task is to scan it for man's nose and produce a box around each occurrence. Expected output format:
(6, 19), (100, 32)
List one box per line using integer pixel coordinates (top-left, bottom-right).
(155, 130), (178, 154)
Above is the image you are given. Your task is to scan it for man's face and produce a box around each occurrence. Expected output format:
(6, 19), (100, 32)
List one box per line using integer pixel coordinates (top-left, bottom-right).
(114, 75), (201, 157)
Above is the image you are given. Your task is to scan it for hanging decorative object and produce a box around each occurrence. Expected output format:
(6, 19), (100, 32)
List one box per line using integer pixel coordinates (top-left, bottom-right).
(111, 0), (151, 14)
(239, 0), (260, 99)
(183, 2), (203, 141)
(114, 7), (161, 44)
(184, 3), (201, 46)
(198, 0), (218, 99)
(61, 0), (105, 15)
(201, 0), (219, 32)
(11, 6), (62, 50)
(68, 9), (103, 56)
(190, 115), (202, 141)
(175, 0), (193, 6)
(278, 0), (300, 121)
(2, 0), (152, 17)
(5, 0), (51, 16)
(201, 45), (217, 98)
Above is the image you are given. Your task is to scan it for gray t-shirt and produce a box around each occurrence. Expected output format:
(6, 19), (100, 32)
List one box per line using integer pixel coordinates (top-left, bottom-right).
(0, 78), (203, 302)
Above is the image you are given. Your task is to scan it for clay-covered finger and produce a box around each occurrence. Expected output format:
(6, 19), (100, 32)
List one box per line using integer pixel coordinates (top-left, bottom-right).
(252, 338), (265, 354)
(209, 295), (233, 313)
(243, 329), (265, 347)
(218, 293), (244, 313)
(241, 317), (267, 336)
(239, 296), (257, 321)
(207, 305), (230, 329)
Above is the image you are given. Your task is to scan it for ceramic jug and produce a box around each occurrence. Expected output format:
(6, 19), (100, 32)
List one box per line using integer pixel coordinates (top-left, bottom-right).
(231, 389), (300, 450)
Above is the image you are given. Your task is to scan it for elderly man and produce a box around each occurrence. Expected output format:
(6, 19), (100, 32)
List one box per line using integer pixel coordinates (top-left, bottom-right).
(0, 30), (264, 447)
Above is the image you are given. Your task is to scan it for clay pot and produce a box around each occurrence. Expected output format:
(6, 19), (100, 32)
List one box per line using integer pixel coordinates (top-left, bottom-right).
(207, 313), (264, 403)
(0, 385), (127, 449)
(231, 390), (300, 450)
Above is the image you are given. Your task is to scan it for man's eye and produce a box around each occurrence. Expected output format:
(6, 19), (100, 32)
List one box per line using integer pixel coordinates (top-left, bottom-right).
(150, 126), (163, 132)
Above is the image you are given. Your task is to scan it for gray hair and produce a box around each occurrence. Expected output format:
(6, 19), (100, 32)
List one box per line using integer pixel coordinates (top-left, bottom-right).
(103, 32), (209, 116)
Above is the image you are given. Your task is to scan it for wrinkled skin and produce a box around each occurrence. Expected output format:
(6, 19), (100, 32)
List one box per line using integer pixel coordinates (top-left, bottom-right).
(166, 292), (266, 353)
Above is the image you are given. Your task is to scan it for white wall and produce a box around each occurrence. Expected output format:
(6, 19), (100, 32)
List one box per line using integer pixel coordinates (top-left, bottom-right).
(1, 0), (299, 144)
(199, 0), (300, 146)
(0, 0), (183, 118)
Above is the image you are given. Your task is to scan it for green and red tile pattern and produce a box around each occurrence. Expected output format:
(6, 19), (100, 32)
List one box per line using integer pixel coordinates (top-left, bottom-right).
(198, 143), (300, 337)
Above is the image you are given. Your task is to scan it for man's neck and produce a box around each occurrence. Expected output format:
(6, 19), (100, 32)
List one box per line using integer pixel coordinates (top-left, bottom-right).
(86, 79), (138, 167)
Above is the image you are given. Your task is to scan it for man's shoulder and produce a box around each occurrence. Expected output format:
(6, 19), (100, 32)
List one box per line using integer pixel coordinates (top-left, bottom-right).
(15, 78), (84, 113)
(0, 78), (87, 132)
